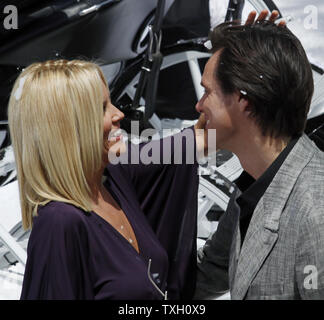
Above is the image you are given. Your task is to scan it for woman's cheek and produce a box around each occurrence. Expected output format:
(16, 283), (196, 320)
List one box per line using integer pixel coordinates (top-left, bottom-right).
(104, 123), (112, 137)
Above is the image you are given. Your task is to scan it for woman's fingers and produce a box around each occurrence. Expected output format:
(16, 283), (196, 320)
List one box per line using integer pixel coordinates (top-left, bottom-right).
(269, 10), (287, 27)
(278, 20), (287, 27)
(256, 9), (269, 22)
(194, 113), (206, 130)
(244, 9), (286, 27)
(245, 10), (257, 25)
(268, 10), (279, 22)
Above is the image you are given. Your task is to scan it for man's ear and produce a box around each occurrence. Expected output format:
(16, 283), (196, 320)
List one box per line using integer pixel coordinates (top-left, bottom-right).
(237, 91), (252, 117)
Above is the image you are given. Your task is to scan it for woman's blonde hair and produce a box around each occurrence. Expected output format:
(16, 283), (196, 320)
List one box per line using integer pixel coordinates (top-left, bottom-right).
(8, 59), (108, 229)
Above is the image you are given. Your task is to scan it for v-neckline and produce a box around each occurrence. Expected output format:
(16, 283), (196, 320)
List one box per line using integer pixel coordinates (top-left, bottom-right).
(91, 183), (142, 256)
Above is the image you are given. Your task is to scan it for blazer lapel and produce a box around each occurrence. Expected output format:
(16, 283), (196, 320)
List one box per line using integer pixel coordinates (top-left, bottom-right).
(228, 221), (240, 291)
(230, 197), (279, 299)
(230, 135), (317, 299)
(228, 191), (241, 291)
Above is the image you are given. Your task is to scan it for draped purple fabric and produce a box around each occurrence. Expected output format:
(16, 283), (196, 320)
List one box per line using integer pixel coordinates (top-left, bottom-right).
(20, 126), (199, 300)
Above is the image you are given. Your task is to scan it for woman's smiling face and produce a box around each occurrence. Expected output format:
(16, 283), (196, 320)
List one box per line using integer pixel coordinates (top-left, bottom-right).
(102, 84), (126, 163)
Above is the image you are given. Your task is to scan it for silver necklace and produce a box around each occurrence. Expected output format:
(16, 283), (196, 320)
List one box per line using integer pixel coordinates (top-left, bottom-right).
(120, 225), (133, 244)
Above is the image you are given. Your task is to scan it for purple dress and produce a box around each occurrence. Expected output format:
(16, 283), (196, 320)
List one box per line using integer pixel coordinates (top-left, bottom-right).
(20, 127), (199, 300)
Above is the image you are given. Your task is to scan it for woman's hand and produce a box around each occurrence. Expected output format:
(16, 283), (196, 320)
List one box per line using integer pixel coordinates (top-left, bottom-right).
(245, 9), (286, 26)
(194, 113), (212, 158)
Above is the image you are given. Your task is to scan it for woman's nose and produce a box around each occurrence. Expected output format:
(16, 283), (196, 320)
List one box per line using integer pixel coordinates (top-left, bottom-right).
(112, 105), (125, 122)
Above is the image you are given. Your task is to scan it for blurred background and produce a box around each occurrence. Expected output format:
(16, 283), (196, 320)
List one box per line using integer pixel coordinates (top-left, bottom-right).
(278, 0), (324, 68)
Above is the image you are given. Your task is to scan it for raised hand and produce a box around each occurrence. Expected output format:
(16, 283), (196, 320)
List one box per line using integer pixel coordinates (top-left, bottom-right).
(245, 9), (286, 26)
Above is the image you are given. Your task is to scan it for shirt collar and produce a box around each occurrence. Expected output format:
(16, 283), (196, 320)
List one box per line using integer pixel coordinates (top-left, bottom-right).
(236, 136), (300, 209)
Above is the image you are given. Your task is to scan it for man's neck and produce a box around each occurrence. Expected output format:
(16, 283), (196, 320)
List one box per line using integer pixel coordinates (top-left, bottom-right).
(232, 133), (289, 180)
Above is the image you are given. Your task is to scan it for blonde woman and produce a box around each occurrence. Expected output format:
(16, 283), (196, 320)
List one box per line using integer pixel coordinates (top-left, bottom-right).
(8, 59), (204, 300)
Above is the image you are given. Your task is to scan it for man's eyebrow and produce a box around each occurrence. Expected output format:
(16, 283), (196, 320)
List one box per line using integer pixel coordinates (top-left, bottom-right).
(200, 81), (209, 91)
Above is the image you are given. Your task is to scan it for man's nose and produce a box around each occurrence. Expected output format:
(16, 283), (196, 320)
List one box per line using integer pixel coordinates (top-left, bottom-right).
(195, 99), (202, 113)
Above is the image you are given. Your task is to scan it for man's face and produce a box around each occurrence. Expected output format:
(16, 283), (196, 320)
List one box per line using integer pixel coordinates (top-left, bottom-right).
(196, 50), (241, 150)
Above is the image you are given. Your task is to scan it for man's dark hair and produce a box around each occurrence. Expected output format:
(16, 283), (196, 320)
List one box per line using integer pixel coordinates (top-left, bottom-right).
(209, 21), (314, 139)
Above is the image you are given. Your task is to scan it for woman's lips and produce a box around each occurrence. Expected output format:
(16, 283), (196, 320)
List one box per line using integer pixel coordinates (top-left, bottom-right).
(108, 135), (123, 142)
(108, 129), (123, 142)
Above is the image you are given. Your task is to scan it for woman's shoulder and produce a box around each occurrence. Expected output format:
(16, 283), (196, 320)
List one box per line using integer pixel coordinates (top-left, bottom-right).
(35, 201), (89, 230)
(27, 202), (91, 264)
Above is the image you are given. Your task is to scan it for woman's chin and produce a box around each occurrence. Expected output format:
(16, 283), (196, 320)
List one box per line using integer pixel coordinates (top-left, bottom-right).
(103, 140), (127, 164)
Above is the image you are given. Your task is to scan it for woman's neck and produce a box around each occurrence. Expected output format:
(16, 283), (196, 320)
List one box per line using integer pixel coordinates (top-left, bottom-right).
(89, 165), (106, 205)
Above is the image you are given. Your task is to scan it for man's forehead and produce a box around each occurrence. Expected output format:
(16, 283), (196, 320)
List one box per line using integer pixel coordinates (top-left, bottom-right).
(202, 51), (220, 87)
(210, 50), (222, 68)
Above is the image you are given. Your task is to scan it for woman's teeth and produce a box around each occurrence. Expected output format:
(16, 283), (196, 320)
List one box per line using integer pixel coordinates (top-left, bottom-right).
(108, 129), (123, 142)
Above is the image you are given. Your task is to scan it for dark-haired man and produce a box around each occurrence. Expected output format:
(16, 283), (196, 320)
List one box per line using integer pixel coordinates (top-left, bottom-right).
(194, 13), (324, 299)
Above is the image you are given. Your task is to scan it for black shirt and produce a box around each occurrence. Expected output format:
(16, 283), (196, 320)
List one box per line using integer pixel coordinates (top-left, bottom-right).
(235, 137), (299, 246)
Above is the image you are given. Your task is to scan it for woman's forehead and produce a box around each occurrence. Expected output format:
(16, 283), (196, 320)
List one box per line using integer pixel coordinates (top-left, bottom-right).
(102, 83), (110, 100)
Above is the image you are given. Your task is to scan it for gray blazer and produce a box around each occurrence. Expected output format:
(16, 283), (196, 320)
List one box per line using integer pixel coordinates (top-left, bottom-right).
(195, 134), (324, 300)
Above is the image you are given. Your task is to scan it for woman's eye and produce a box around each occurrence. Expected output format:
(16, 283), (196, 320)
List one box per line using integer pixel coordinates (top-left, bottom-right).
(103, 103), (107, 112)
